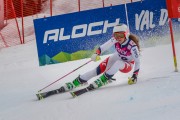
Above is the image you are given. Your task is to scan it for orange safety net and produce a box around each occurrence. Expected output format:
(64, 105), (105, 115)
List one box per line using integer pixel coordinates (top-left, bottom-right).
(0, 0), (141, 48)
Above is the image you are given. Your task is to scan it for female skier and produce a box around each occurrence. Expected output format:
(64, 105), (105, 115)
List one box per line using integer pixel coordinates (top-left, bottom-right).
(64, 23), (140, 91)
(37, 23), (140, 100)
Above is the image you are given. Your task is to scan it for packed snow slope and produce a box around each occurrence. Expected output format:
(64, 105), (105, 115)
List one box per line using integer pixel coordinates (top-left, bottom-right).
(0, 0), (180, 119)
(0, 39), (180, 120)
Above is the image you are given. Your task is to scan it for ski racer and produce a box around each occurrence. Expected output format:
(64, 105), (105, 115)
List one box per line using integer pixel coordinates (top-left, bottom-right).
(63, 23), (140, 91)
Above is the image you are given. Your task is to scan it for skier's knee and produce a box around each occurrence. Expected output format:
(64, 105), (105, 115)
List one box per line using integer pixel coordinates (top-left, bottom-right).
(96, 57), (109, 75)
(119, 62), (132, 73)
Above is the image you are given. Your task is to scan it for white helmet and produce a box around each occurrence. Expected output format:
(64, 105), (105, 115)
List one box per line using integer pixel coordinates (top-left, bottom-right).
(113, 24), (130, 39)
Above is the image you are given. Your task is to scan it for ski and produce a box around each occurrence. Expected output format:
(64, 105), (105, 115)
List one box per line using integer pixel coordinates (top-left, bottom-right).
(36, 82), (88, 100)
(37, 77), (115, 100)
(70, 84), (95, 97)
(70, 80), (114, 98)
(36, 86), (66, 100)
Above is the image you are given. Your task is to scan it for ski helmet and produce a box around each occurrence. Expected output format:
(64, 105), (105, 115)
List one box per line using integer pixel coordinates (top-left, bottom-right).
(113, 24), (130, 39)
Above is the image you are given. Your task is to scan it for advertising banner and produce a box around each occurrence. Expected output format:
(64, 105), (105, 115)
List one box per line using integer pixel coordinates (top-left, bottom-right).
(127, 0), (170, 45)
(166, 0), (180, 18)
(0, 0), (4, 29)
(34, 5), (126, 65)
(34, 0), (179, 66)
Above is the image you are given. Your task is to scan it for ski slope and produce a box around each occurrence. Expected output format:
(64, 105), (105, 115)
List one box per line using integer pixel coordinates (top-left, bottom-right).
(0, 0), (180, 119)
(0, 39), (180, 120)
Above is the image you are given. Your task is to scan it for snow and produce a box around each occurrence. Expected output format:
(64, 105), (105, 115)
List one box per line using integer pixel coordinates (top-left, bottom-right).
(0, 36), (180, 120)
(0, 0), (180, 119)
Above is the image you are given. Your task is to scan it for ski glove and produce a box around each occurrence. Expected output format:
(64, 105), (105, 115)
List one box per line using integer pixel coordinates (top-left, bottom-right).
(128, 74), (137, 85)
(91, 48), (101, 62)
(91, 54), (101, 62)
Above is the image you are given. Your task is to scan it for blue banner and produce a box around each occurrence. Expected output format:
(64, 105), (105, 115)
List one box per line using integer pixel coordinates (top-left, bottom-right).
(33, 0), (179, 66)
(34, 5), (126, 65)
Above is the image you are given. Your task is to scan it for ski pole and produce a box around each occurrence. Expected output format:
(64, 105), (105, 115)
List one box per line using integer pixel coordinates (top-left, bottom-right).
(38, 60), (92, 92)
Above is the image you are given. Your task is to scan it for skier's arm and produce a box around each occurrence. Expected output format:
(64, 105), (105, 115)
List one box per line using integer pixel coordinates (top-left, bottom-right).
(131, 46), (140, 76)
(128, 46), (140, 85)
(91, 38), (116, 61)
(96, 37), (116, 55)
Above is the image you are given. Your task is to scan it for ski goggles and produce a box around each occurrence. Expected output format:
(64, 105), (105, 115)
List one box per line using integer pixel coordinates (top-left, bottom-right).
(113, 32), (126, 39)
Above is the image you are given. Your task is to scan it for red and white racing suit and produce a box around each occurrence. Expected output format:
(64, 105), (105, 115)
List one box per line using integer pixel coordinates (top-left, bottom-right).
(80, 37), (140, 81)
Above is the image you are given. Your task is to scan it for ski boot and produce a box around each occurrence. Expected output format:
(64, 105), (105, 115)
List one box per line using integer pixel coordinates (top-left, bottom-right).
(90, 73), (114, 89)
(70, 73), (115, 97)
(62, 75), (88, 91)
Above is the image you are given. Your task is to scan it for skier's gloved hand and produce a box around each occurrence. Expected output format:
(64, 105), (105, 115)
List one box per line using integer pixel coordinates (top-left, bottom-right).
(91, 49), (101, 62)
(128, 74), (137, 85)
(91, 54), (101, 62)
